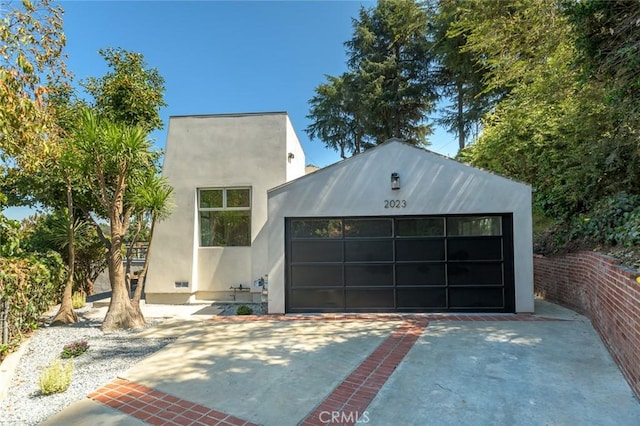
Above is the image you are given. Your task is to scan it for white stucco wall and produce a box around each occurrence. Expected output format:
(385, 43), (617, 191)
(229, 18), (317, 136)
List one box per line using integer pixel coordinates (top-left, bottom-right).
(146, 112), (304, 303)
(267, 140), (534, 313)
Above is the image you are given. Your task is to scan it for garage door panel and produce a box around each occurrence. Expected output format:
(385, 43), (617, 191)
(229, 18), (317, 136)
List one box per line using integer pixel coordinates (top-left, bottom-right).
(395, 239), (445, 261)
(286, 215), (514, 313)
(344, 240), (393, 262)
(290, 219), (342, 239)
(344, 218), (392, 237)
(291, 265), (342, 287)
(345, 265), (393, 286)
(397, 288), (446, 308)
(449, 287), (504, 308)
(447, 262), (503, 285)
(346, 289), (395, 308)
(447, 237), (502, 261)
(396, 217), (444, 237)
(290, 240), (343, 262)
(290, 289), (344, 309)
(396, 263), (445, 286)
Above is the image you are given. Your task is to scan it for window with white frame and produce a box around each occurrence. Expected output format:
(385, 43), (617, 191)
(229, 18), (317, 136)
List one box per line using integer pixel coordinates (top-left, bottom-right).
(198, 187), (251, 247)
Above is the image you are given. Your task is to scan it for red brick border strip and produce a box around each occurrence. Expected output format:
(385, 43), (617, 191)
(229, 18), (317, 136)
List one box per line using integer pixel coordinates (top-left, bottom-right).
(299, 319), (428, 426)
(87, 314), (564, 426)
(88, 378), (257, 426)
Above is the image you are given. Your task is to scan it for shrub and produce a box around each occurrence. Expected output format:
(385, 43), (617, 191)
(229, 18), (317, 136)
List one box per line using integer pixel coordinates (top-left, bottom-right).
(236, 305), (253, 315)
(39, 359), (73, 395)
(566, 192), (640, 247)
(61, 340), (89, 358)
(71, 292), (86, 309)
(0, 215), (65, 359)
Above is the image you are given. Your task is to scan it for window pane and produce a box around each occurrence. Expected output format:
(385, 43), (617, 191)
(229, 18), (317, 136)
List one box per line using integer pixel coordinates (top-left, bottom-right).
(344, 240), (393, 262)
(449, 287), (504, 308)
(447, 216), (502, 236)
(345, 289), (395, 308)
(396, 218), (444, 237)
(447, 262), (503, 285)
(396, 263), (446, 286)
(291, 219), (342, 238)
(200, 190), (222, 208)
(291, 265), (343, 287)
(397, 288), (446, 308)
(344, 219), (392, 238)
(227, 188), (250, 208)
(290, 241), (343, 262)
(395, 239), (445, 261)
(448, 238), (503, 260)
(200, 210), (250, 246)
(345, 265), (393, 286)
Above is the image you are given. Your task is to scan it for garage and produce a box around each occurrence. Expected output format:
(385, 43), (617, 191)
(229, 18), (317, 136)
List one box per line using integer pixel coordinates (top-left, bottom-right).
(286, 215), (514, 313)
(267, 139), (533, 314)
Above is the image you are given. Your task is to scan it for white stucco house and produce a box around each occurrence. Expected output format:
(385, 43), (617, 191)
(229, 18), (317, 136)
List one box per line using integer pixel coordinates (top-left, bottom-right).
(146, 112), (534, 313)
(145, 112), (306, 304)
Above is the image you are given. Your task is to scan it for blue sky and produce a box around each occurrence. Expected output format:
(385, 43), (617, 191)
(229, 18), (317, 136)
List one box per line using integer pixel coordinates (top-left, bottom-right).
(4, 0), (459, 220)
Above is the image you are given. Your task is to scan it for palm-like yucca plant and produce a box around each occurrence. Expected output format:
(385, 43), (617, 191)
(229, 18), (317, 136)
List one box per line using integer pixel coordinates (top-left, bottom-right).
(73, 108), (162, 331)
(128, 172), (174, 306)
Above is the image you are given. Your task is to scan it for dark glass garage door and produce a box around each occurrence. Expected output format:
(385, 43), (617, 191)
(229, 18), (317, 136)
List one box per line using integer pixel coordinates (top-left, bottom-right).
(285, 215), (515, 313)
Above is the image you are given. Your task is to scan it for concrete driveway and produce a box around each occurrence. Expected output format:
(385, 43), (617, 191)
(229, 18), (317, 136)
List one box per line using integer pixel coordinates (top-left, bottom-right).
(43, 301), (640, 426)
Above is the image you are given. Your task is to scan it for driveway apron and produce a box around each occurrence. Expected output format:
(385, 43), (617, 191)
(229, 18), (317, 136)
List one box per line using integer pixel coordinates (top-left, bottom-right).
(42, 301), (640, 426)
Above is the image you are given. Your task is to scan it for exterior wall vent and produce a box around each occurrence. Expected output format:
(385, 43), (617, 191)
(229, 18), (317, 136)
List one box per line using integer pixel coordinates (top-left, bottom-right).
(174, 281), (189, 288)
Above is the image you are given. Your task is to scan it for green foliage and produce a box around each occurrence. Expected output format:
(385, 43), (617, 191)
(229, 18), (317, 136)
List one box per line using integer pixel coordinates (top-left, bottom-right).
(39, 359), (73, 394)
(0, 215), (22, 258)
(428, 0), (498, 151)
(236, 305), (253, 315)
(307, 0), (436, 156)
(0, 0), (69, 163)
(567, 0), (640, 101)
(1, 213), (65, 351)
(71, 292), (86, 309)
(82, 48), (167, 133)
(61, 339), (89, 358)
(565, 192), (640, 248)
(443, 0), (640, 223)
(22, 211), (107, 294)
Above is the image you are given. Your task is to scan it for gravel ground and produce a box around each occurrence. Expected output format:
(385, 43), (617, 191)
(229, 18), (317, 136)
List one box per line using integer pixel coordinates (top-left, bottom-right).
(0, 306), (175, 426)
(0, 301), (267, 425)
(217, 303), (267, 316)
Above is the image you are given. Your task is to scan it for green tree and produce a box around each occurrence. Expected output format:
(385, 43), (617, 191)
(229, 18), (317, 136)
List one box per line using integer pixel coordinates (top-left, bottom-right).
(0, 0), (68, 161)
(128, 173), (173, 308)
(73, 109), (161, 331)
(453, 0), (640, 221)
(74, 49), (170, 331)
(3, 84), (94, 326)
(448, 0), (593, 218)
(22, 211), (106, 296)
(306, 73), (368, 158)
(82, 47), (166, 133)
(0, 0), (76, 326)
(565, 0), (640, 201)
(307, 0), (436, 155)
(428, 0), (497, 151)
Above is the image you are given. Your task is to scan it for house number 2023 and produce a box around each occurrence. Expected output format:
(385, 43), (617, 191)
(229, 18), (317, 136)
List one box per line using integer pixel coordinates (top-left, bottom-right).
(384, 200), (407, 208)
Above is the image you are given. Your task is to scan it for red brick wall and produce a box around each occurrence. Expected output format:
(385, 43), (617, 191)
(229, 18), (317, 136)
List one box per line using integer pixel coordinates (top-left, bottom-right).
(534, 252), (640, 399)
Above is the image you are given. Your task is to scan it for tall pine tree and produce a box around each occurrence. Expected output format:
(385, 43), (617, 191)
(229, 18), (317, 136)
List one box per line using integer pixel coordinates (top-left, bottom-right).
(307, 0), (436, 156)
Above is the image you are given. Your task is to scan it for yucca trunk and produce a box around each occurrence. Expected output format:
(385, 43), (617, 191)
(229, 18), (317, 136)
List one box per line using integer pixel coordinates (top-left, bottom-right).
(101, 216), (145, 332)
